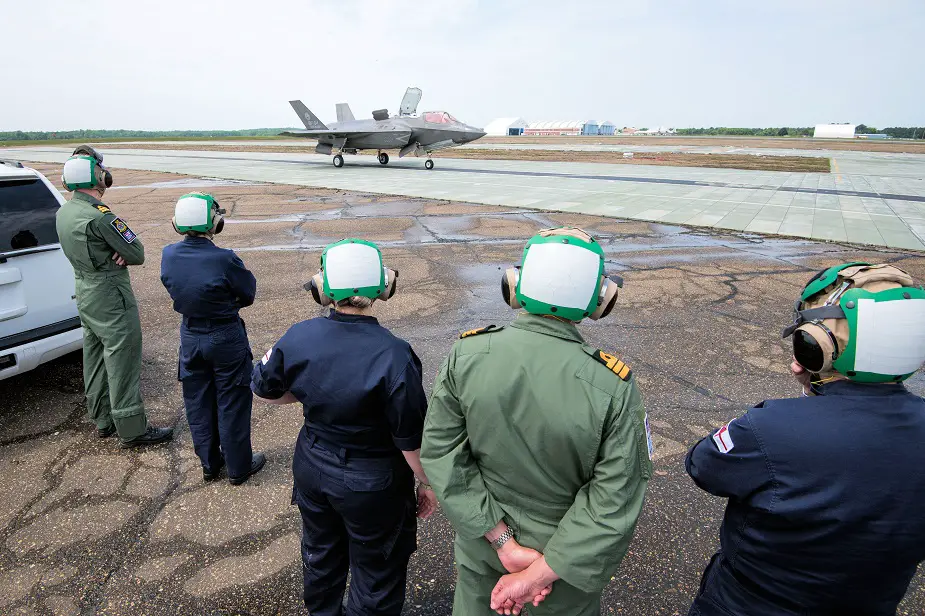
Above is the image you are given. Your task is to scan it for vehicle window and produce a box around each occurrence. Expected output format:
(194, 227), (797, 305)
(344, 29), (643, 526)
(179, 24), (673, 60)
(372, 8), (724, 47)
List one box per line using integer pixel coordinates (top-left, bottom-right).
(0, 179), (60, 253)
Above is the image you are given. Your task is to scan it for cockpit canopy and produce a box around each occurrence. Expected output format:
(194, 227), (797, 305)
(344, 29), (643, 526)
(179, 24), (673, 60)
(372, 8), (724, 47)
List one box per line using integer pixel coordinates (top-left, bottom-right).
(422, 111), (459, 125)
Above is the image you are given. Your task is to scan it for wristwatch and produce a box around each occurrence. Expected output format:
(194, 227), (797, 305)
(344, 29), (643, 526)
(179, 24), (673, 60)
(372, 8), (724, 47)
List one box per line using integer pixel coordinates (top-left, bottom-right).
(490, 527), (515, 550)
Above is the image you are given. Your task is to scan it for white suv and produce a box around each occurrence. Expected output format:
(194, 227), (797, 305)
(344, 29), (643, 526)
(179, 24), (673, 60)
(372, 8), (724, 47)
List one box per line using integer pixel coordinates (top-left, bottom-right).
(0, 159), (83, 380)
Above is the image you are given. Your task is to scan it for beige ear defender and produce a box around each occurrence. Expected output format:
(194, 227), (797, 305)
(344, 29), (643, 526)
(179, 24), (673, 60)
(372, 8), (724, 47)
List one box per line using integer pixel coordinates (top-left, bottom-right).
(588, 276), (620, 320)
(379, 268), (398, 300)
(501, 267), (521, 308)
(308, 271), (332, 306)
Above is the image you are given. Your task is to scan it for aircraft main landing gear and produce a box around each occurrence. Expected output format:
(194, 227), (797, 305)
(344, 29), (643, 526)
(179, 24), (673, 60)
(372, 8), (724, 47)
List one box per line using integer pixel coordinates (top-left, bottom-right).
(424, 159), (434, 170)
(333, 154), (344, 168)
(378, 152), (390, 165)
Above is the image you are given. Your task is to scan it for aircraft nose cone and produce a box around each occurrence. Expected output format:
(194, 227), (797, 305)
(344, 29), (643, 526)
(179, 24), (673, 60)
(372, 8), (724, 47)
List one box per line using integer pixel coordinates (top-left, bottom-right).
(463, 128), (486, 143)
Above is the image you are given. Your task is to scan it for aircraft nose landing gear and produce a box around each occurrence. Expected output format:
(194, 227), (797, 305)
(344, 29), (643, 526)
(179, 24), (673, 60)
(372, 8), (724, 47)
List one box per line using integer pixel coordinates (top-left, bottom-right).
(378, 152), (390, 165)
(424, 159), (434, 170)
(333, 154), (344, 168)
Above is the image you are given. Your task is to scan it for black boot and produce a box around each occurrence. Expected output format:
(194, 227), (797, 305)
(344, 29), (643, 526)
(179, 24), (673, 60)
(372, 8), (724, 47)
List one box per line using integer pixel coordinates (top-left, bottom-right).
(120, 426), (174, 449)
(203, 460), (226, 482)
(229, 452), (266, 485)
(97, 424), (117, 438)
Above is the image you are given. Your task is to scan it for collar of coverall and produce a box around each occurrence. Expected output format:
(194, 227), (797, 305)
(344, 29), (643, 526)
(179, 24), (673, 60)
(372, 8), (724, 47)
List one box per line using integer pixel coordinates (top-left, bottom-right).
(183, 235), (214, 244)
(817, 379), (907, 397)
(71, 190), (106, 206)
(328, 310), (379, 325)
(509, 313), (584, 344)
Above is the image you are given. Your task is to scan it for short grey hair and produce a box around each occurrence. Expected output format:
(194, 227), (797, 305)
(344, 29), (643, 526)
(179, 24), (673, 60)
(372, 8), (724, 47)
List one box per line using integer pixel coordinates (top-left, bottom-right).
(335, 296), (374, 309)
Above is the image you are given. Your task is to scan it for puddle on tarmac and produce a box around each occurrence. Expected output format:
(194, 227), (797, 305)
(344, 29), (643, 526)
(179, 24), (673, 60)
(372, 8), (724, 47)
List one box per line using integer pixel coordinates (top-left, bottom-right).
(110, 177), (260, 190)
(225, 209), (345, 224)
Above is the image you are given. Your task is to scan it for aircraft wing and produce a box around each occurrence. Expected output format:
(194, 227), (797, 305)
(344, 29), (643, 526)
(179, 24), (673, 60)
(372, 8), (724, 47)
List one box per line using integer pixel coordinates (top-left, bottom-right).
(281, 129), (358, 138)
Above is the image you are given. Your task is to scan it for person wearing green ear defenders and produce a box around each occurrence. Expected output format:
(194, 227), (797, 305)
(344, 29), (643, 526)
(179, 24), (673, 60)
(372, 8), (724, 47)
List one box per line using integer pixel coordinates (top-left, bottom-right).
(421, 227), (650, 616)
(251, 238), (433, 615)
(56, 145), (173, 447)
(160, 193), (264, 485)
(686, 262), (925, 616)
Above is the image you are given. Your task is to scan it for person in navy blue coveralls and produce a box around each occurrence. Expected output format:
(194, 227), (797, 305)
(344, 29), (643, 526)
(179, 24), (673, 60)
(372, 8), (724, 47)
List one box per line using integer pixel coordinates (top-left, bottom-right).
(251, 240), (437, 616)
(161, 192), (265, 485)
(687, 262), (925, 616)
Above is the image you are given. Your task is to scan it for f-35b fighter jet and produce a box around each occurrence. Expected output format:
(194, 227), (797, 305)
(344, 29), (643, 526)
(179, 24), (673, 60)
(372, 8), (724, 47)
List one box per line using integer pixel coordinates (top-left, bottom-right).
(282, 87), (485, 169)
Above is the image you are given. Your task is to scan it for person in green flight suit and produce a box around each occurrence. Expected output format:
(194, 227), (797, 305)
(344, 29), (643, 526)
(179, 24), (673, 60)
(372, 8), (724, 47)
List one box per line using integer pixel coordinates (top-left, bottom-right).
(55, 145), (173, 447)
(421, 227), (652, 615)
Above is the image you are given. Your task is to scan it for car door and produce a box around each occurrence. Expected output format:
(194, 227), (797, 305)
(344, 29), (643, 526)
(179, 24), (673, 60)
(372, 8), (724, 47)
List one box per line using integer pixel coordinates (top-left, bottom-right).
(0, 171), (78, 347)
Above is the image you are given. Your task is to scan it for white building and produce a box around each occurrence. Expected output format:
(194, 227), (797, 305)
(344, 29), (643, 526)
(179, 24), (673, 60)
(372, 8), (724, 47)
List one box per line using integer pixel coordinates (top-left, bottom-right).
(524, 121), (587, 136)
(484, 117), (529, 136)
(813, 124), (857, 139)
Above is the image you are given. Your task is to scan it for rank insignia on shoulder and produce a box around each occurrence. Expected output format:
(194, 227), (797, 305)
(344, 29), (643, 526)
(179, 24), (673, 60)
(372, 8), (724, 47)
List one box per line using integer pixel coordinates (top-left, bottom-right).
(590, 349), (632, 381)
(459, 324), (502, 339)
(110, 217), (137, 244)
(94, 204), (111, 214)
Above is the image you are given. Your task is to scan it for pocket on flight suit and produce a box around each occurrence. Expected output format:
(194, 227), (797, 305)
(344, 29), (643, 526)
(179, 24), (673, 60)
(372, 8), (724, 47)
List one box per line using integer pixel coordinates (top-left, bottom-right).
(211, 324), (253, 387)
(234, 346), (254, 388)
(344, 466), (394, 492)
(633, 416), (654, 480)
(343, 462), (414, 560)
(115, 286), (135, 311)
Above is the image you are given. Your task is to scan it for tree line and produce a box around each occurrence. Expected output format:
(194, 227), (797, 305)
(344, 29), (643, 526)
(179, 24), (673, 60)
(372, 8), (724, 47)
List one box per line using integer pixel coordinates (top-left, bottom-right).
(854, 125), (924, 139)
(676, 126), (924, 139)
(0, 128), (291, 141)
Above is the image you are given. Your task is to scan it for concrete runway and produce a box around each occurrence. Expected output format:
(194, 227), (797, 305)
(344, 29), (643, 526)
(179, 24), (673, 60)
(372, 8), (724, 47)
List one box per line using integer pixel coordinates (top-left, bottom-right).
(4, 145), (925, 251)
(1, 163), (923, 615)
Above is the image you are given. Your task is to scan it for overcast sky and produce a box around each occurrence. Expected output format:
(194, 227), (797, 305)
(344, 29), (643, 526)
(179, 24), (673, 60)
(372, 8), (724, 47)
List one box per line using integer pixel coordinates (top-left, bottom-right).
(4, 0), (923, 131)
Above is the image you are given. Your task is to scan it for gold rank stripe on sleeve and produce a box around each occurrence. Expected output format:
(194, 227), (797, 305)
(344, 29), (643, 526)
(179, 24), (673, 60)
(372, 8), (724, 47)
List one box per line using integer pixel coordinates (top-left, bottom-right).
(459, 324), (501, 339)
(592, 350), (632, 381)
(94, 204), (111, 214)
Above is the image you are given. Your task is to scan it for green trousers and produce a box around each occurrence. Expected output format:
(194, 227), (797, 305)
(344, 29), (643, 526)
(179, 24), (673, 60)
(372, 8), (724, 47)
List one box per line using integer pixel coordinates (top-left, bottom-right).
(452, 538), (600, 616)
(75, 272), (147, 439)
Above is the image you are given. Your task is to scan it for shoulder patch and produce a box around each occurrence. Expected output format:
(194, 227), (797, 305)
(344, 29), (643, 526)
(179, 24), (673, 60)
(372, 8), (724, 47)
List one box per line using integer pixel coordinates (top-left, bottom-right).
(110, 217), (137, 244)
(712, 423), (735, 453)
(459, 324), (502, 339)
(94, 204), (111, 214)
(586, 348), (632, 381)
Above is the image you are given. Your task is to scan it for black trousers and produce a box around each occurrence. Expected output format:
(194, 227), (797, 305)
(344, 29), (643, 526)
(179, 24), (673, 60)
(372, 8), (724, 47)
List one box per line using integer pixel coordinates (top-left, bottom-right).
(292, 428), (417, 616)
(178, 319), (254, 479)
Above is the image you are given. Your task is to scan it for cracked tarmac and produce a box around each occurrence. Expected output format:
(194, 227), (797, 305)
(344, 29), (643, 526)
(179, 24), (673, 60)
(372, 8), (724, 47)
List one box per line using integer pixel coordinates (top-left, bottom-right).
(2, 163), (924, 615)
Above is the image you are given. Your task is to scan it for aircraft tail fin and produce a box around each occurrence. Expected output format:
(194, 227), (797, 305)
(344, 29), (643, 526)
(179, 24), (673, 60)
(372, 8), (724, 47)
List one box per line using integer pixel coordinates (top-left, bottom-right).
(336, 103), (355, 123)
(289, 100), (328, 130)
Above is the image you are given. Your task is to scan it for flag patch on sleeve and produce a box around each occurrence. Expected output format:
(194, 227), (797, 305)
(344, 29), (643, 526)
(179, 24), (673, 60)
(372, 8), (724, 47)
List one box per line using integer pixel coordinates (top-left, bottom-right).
(712, 423), (735, 453)
(645, 412), (654, 460)
(110, 217), (137, 243)
(261, 348), (272, 365)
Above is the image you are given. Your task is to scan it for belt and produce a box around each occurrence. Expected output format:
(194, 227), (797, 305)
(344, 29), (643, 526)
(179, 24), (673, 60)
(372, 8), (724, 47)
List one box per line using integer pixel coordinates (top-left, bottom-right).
(305, 428), (398, 460)
(182, 315), (240, 328)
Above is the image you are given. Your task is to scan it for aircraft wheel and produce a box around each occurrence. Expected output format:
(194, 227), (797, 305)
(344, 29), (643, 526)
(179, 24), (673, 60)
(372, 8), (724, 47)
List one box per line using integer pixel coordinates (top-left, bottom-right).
(378, 152), (389, 165)
(333, 154), (344, 168)
(424, 159), (434, 170)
